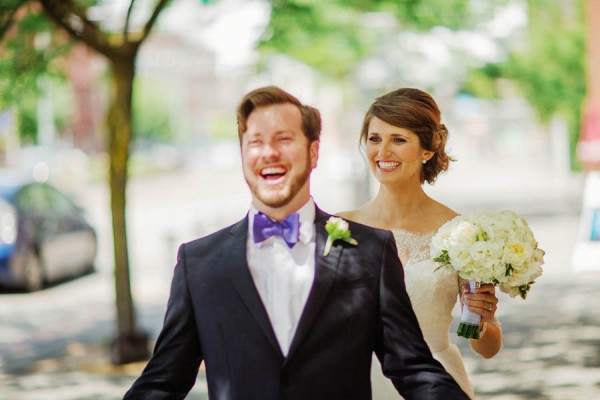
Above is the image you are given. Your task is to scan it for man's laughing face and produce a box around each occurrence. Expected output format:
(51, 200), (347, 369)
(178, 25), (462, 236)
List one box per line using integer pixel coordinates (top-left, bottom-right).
(241, 103), (318, 216)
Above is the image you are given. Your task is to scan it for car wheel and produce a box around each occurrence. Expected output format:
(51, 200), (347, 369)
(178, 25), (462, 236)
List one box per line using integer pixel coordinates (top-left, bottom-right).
(23, 249), (44, 292)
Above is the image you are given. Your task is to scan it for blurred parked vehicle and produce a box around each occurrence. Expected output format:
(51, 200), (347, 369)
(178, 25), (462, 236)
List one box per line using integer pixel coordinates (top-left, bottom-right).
(0, 173), (97, 291)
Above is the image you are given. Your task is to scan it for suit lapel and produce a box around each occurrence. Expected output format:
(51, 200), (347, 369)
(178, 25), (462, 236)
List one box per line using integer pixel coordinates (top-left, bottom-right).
(227, 217), (283, 356)
(285, 208), (341, 362)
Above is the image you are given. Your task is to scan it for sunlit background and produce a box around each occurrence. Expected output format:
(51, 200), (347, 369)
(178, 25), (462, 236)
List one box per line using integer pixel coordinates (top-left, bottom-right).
(1, 0), (599, 399)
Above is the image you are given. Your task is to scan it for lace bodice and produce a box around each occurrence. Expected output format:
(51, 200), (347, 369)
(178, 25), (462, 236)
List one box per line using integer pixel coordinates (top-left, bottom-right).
(393, 228), (436, 265)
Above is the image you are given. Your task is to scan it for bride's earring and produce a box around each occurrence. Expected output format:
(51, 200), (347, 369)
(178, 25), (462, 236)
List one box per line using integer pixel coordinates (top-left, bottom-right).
(422, 159), (427, 164)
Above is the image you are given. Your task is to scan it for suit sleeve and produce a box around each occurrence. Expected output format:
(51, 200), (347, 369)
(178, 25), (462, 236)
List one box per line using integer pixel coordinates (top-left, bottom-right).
(124, 243), (203, 399)
(376, 232), (469, 400)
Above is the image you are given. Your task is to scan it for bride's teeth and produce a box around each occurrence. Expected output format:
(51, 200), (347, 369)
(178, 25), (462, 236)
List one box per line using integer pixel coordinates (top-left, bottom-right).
(378, 161), (399, 169)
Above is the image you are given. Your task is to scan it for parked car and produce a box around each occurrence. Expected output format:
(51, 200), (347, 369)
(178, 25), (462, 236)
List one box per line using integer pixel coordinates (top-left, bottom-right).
(0, 174), (97, 291)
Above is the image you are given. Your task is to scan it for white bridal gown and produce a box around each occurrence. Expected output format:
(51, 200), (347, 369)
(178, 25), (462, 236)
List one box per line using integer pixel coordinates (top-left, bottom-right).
(371, 228), (476, 400)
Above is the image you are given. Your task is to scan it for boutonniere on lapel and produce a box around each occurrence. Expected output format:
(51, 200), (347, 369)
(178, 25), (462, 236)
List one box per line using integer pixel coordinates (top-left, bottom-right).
(324, 217), (358, 256)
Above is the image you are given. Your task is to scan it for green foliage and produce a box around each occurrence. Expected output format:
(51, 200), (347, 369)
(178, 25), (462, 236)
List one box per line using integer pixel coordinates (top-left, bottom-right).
(0, 0), (26, 39)
(0, 8), (71, 143)
(364, 0), (473, 30)
(15, 92), (37, 144)
(209, 114), (238, 140)
(505, 21), (585, 123)
(48, 77), (75, 134)
(258, 0), (498, 79)
(258, 0), (374, 78)
(132, 78), (172, 142)
(461, 63), (504, 99)
(462, 0), (585, 169)
(0, 12), (62, 105)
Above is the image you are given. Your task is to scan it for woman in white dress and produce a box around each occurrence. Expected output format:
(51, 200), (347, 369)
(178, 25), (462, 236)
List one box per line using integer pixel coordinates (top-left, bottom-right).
(338, 88), (503, 399)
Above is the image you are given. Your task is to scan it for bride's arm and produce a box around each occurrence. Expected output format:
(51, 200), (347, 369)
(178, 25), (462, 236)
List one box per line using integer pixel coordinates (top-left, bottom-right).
(470, 318), (502, 358)
(459, 280), (503, 358)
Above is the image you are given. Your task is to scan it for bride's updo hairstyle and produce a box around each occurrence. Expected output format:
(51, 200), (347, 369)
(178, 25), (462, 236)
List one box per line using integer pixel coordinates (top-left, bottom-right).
(360, 88), (454, 184)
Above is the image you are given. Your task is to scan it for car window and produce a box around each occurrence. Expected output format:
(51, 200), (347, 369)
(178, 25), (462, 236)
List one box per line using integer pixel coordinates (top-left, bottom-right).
(44, 184), (79, 215)
(16, 184), (49, 214)
(16, 183), (79, 216)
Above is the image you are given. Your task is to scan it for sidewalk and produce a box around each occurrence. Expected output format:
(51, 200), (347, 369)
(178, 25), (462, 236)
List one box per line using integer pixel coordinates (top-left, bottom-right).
(461, 273), (600, 400)
(3, 213), (596, 400)
(2, 163), (597, 399)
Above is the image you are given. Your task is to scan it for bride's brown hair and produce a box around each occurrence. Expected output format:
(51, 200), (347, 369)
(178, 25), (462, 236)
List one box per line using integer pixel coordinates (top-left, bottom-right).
(360, 88), (454, 184)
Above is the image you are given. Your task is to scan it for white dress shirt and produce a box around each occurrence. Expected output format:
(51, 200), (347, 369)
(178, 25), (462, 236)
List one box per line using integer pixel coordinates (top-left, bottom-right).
(247, 198), (316, 356)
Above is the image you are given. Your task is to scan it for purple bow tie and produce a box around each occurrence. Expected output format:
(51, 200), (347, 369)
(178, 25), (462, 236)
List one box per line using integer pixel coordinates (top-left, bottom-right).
(253, 212), (300, 248)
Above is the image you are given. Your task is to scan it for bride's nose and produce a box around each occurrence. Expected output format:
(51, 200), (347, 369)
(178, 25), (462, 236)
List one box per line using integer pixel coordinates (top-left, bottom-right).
(378, 141), (393, 157)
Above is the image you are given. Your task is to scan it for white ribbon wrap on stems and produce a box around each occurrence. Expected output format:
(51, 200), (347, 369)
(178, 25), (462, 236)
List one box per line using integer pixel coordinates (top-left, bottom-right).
(457, 280), (483, 339)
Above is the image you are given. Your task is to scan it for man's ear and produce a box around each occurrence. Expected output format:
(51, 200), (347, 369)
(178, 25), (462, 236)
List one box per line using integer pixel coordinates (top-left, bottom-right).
(310, 140), (319, 169)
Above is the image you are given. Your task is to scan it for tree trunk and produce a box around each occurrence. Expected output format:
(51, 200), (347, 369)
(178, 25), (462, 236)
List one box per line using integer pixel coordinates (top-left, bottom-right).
(107, 52), (149, 364)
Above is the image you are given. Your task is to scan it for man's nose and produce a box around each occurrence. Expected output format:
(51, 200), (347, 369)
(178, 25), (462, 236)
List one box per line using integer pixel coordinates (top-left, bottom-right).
(261, 143), (280, 160)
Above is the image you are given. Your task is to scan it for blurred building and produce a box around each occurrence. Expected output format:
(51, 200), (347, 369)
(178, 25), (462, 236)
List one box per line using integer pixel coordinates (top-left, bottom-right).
(65, 44), (106, 153)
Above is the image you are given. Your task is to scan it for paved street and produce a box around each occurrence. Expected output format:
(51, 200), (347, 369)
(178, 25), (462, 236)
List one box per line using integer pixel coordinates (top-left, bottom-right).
(0, 158), (598, 399)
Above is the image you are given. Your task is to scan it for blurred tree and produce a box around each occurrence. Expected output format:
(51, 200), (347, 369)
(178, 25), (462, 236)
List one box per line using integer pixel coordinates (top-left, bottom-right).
(39, 0), (172, 364)
(0, 2), (70, 145)
(1, 0), (171, 364)
(258, 0), (504, 79)
(463, 0), (585, 169)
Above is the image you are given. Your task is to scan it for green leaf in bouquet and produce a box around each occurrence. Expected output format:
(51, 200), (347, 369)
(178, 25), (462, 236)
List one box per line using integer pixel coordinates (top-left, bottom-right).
(518, 284), (531, 300)
(433, 250), (450, 265)
(505, 264), (514, 277)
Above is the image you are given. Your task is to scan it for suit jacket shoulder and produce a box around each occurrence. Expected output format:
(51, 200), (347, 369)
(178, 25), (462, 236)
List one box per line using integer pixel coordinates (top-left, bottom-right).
(317, 207), (395, 260)
(172, 217), (249, 284)
(319, 206), (392, 238)
(182, 216), (247, 252)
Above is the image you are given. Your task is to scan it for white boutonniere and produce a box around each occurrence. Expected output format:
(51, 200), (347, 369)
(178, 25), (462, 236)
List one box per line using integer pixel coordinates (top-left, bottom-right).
(324, 217), (358, 256)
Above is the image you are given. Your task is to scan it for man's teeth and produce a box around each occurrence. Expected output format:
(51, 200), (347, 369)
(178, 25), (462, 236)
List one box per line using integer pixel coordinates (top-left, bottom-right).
(378, 161), (400, 169)
(261, 167), (286, 175)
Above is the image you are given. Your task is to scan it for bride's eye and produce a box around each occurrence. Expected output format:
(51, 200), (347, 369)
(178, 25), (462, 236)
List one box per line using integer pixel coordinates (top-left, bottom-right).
(368, 136), (381, 143)
(392, 137), (407, 143)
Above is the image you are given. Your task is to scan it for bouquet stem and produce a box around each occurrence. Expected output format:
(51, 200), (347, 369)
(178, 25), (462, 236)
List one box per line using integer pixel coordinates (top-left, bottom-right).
(457, 281), (482, 339)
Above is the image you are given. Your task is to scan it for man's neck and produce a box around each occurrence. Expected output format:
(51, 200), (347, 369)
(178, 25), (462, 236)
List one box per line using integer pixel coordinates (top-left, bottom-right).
(253, 195), (311, 221)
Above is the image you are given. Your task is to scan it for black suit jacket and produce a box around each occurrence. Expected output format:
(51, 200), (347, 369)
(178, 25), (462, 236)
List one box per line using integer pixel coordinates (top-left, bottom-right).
(124, 208), (467, 400)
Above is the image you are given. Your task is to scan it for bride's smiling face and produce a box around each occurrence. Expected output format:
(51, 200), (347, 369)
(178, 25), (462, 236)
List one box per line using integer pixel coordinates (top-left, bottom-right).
(366, 116), (432, 185)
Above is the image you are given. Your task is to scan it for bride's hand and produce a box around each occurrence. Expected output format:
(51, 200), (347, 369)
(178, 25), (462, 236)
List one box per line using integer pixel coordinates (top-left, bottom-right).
(464, 283), (503, 358)
(462, 283), (498, 322)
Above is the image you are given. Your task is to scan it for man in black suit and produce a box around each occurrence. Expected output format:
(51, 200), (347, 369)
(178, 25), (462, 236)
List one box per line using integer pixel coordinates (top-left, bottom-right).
(124, 86), (467, 399)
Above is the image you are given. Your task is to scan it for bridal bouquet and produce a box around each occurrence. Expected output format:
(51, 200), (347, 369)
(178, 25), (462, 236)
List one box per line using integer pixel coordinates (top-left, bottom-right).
(430, 210), (545, 339)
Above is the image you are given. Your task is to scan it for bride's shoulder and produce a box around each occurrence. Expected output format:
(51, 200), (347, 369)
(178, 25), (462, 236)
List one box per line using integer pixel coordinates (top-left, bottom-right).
(335, 208), (372, 227)
(336, 202), (375, 223)
(430, 200), (459, 228)
(336, 207), (389, 232)
(335, 209), (359, 220)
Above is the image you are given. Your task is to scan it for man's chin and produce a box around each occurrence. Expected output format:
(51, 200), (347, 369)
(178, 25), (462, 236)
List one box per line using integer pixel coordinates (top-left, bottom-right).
(254, 190), (293, 209)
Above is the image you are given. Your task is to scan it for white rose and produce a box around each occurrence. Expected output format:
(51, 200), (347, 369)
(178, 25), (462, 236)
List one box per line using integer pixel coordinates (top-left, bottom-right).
(449, 221), (478, 247)
(503, 240), (533, 266)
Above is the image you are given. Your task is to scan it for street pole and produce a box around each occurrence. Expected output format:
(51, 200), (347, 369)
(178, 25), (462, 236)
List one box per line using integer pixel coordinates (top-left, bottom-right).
(579, 0), (600, 170)
(573, 0), (600, 272)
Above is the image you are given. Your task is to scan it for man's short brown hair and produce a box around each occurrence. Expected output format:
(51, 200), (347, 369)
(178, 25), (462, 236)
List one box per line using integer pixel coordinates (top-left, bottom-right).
(236, 86), (321, 143)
